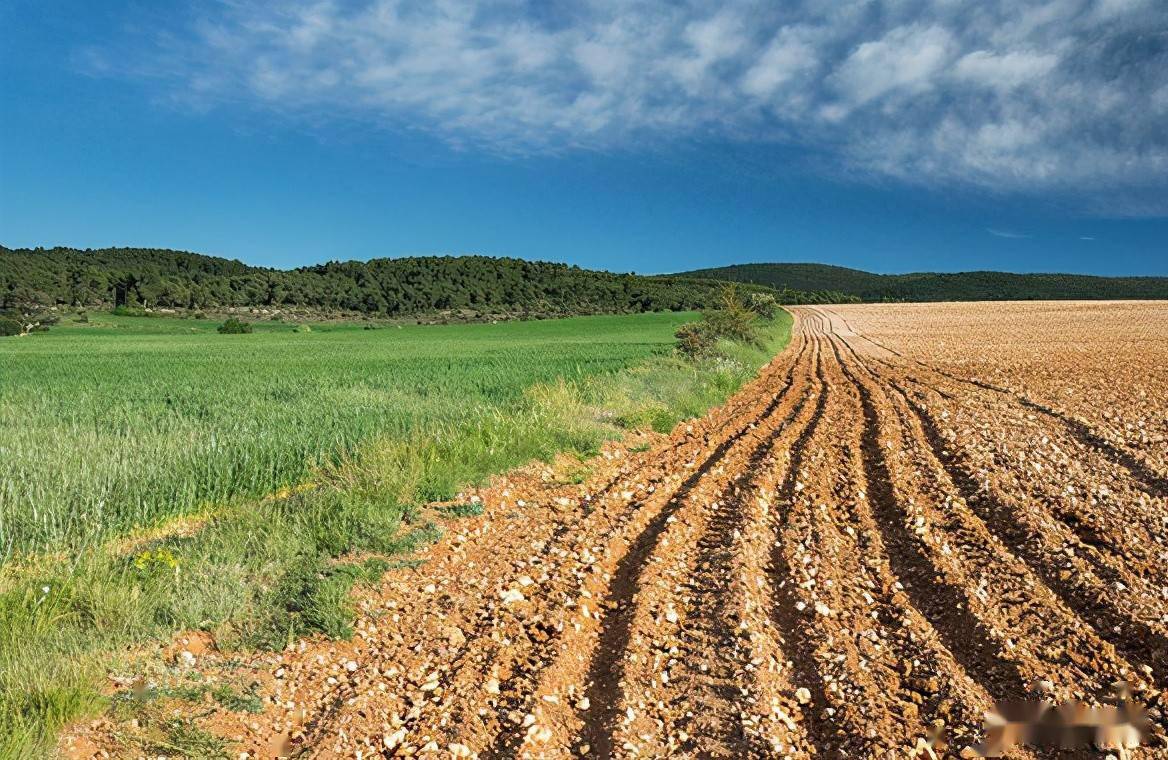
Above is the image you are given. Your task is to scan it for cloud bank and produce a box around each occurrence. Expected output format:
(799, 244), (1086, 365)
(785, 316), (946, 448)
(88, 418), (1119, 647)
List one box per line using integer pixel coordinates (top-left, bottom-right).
(100, 0), (1168, 212)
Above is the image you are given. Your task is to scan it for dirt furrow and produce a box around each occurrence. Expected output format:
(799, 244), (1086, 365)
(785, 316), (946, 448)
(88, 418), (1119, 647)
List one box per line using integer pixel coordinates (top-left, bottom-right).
(806, 335), (1024, 756)
(477, 337), (819, 757)
(884, 361), (1168, 574)
(823, 305), (1168, 495)
(512, 330), (823, 757)
(832, 327), (1168, 592)
(898, 382), (1168, 687)
(829, 334), (1168, 676)
(828, 341), (1032, 703)
(396, 341), (814, 758)
(825, 327), (1143, 707)
(600, 364), (822, 757)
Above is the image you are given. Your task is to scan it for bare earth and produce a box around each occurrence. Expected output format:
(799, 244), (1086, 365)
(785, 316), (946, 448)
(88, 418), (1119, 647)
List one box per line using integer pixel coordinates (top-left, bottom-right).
(64, 302), (1168, 758)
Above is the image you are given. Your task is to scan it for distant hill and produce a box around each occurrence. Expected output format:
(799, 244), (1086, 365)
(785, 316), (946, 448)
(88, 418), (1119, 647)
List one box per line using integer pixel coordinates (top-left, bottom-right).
(675, 263), (1168, 302)
(0, 246), (793, 317)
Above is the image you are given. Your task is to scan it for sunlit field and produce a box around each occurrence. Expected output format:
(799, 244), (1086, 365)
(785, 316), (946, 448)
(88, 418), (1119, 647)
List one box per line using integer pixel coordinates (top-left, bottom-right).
(1, 312), (703, 557)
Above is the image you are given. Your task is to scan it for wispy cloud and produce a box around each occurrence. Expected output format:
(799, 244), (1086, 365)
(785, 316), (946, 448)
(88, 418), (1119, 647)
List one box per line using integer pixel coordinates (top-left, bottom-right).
(86, 1), (1168, 213)
(1079, 236), (1097, 240)
(987, 228), (1032, 239)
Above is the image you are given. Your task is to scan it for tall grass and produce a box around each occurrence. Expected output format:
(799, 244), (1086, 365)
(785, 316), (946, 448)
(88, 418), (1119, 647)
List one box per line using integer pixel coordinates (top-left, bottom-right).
(0, 312), (697, 557)
(0, 309), (792, 756)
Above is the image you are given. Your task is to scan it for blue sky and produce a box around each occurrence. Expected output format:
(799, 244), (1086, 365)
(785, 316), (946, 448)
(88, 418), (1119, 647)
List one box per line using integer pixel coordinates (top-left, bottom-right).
(2, 1), (1166, 276)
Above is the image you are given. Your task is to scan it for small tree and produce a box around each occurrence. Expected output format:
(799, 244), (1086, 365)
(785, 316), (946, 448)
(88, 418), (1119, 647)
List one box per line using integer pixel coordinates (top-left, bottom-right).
(702, 285), (760, 346)
(747, 292), (778, 319)
(217, 317), (253, 334)
(675, 285), (764, 358)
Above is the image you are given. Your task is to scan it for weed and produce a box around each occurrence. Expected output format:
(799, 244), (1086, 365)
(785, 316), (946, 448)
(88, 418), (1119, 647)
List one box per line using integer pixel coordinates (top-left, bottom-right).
(440, 503), (485, 518)
(131, 715), (231, 759)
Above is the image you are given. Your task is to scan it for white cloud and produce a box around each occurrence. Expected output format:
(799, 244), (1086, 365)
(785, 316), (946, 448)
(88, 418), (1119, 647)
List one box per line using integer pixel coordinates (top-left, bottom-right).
(91, 0), (1168, 211)
(953, 50), (1060, 89)
(832, 25), (955, 106)
(741, 27), (818, 98)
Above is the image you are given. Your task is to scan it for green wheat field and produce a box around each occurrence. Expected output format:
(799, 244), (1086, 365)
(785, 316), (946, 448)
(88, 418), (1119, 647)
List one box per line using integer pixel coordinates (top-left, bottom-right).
(2, 311), (705, 556)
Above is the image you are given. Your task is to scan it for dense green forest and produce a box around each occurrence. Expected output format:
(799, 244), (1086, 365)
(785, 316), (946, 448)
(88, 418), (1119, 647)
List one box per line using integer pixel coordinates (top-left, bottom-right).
(0, 246), (812, 317)
(678, 262), (1168, 302)
(11, 248), (1155, 315)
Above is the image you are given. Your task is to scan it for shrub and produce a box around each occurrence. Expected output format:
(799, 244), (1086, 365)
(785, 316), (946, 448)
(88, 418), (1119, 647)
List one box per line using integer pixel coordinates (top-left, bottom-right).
(111, 306), (147, 317)
(747, 292), (778, 319)
(703, 285), (761, 346)
(0, 317), (22, 337)
(676, 285), (763, 358)
(674, 321), (715, 358)
(217, 318), (253, 334)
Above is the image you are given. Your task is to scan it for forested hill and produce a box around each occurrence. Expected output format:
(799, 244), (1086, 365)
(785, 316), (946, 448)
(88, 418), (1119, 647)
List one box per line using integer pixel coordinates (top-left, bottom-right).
(0, 246), (796, 316)
(677, 263), (1168, 302)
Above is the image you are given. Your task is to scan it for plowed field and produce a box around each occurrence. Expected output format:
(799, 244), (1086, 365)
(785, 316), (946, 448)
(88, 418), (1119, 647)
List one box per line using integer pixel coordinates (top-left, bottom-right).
(64, 302), (1168, 758)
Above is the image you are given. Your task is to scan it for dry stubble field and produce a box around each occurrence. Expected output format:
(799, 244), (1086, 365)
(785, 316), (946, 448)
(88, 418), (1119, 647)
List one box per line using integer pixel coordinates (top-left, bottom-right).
(65, 301), (1168, 759)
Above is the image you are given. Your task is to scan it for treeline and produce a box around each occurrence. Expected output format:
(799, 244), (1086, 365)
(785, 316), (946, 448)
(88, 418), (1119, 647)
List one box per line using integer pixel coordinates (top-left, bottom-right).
(679, 263), (1168, 302)
(772, 286), (861, 305)
(0, 246), (799, 317)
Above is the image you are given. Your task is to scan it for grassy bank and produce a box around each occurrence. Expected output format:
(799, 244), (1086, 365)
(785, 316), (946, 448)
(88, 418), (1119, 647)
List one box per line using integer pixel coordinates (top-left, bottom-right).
(0, 309), (791, 756)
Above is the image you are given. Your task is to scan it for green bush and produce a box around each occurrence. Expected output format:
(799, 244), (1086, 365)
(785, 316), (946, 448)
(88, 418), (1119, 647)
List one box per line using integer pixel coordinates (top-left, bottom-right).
(674, 321), (715, 358)
(675, 285), (763, 358)
(217, 318), (253, 335)
(111, 306), (147, 317)
(747, 292), (778, 319)
(0, 318), (22, 337)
